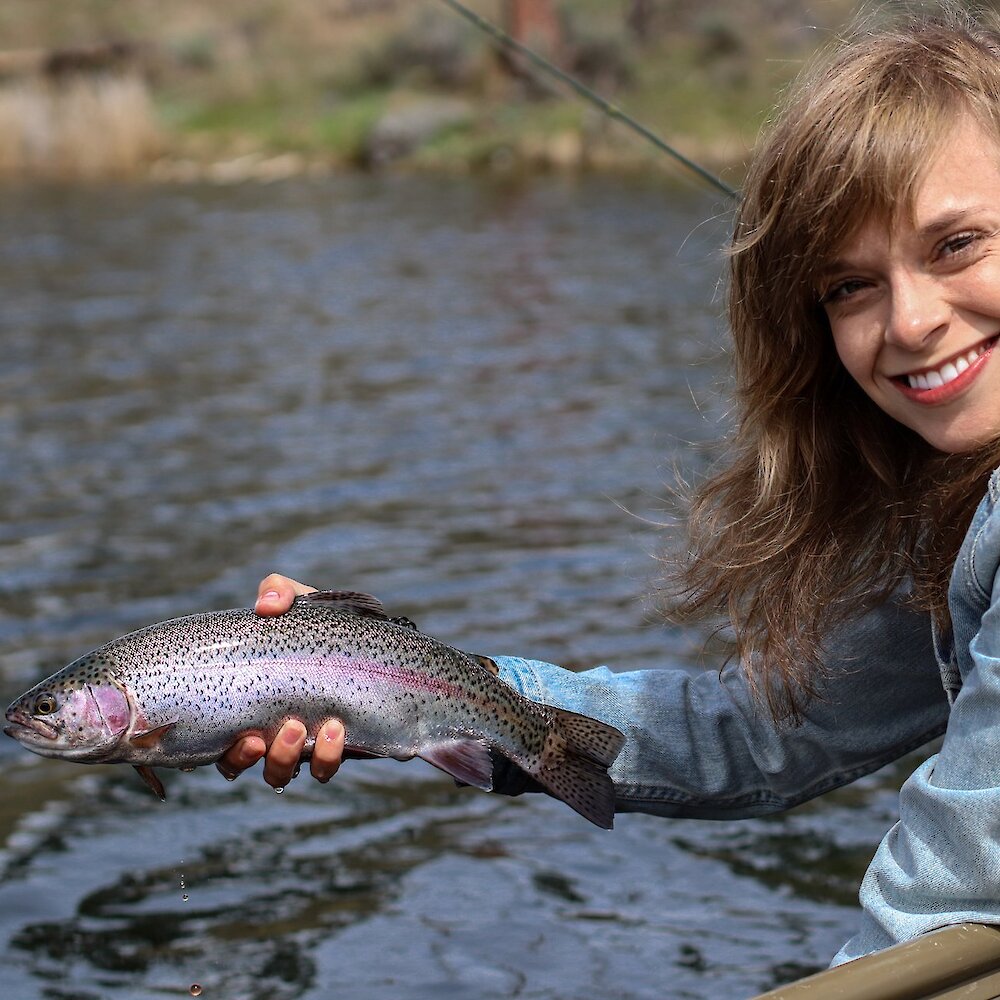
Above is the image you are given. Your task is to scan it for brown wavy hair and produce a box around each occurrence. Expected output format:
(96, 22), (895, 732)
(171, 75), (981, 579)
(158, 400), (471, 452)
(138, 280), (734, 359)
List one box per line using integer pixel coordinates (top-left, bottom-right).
(667, 4), (1000, 721)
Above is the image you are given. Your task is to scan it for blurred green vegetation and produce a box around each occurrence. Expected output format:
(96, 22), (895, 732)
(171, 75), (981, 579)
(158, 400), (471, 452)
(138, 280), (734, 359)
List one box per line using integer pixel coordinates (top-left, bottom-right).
(0, 0), (867, 180)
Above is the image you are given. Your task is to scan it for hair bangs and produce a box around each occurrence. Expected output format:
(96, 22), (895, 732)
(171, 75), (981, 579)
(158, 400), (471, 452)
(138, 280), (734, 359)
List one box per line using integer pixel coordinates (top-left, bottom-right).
(789, 60), (963, 295)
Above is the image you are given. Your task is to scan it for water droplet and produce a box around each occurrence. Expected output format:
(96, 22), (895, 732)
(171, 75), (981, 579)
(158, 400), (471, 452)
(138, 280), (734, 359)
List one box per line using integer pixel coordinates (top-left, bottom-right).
(180, 766), (195, 773)
(274, 785), (284, 795)
(189, 986), (203, 997)
(182, 893), (189, 901)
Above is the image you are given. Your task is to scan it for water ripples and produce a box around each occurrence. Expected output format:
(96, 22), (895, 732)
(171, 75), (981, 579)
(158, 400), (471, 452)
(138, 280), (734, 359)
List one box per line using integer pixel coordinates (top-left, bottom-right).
(0, 175), (907, 998)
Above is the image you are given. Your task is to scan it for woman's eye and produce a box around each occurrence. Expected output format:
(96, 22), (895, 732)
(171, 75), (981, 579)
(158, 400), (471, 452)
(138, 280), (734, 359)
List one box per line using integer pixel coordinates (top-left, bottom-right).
(820, 278), (867, 304)
(939, 232), (979, 258)
(33, 694), (58, 715)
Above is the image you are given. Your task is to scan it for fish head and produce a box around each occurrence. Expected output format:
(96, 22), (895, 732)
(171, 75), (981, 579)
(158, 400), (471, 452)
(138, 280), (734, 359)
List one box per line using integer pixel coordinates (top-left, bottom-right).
(4, 652), (132, 761)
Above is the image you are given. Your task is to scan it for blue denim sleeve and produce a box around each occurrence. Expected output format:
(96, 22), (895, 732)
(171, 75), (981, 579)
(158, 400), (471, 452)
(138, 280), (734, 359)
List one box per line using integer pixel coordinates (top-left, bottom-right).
(494, 597), (947, 820)
(832, 520), (1000, 964)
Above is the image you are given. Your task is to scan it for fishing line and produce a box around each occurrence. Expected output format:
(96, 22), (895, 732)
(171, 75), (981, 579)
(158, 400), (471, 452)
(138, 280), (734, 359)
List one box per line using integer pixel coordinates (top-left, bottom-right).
(436, 0), (741, 200)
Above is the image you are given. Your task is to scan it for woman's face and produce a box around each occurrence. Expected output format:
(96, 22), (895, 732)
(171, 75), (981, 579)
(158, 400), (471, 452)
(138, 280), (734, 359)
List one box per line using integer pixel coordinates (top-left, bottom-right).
(820, 117), (1000, 453)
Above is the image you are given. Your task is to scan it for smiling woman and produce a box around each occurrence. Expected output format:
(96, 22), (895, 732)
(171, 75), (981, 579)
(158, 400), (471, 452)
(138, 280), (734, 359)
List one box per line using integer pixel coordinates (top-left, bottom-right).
(655, 5), (1000, 715)
(822, 118), (1000, 454)
(664, 4), (1000, 965)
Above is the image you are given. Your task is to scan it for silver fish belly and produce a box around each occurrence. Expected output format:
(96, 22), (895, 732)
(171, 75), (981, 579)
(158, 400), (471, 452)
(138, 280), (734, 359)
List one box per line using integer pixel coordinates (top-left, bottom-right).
(5, 591), (625, 828)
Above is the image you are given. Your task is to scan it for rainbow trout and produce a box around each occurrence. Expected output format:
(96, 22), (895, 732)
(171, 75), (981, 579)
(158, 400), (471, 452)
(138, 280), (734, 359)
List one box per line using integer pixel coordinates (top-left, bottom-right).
(4, 591), (625, 828)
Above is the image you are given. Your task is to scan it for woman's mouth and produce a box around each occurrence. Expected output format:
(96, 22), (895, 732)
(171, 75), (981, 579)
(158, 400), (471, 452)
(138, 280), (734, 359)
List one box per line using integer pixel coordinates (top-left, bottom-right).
(896, 336), (997, 402)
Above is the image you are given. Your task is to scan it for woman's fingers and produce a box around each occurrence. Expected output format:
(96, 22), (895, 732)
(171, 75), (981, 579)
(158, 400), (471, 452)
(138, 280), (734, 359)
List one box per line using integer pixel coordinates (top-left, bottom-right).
(311, 720), (346, 783)
(259, 719), (346, 787)
(216, 734), (266, 780)
(261, 719), (308, 788)
(216, 720), (345, 786)
(255, 574), (317, 616)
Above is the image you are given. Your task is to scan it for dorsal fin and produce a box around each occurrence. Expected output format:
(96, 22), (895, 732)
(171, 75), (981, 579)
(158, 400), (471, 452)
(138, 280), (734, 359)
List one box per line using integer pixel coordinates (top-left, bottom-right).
(300, 590), (391, 620)
(469, 653), (499, 676)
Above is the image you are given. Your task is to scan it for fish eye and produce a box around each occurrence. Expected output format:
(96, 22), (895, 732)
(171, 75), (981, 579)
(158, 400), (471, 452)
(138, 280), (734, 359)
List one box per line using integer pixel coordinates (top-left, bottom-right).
(33, 693), (58, 715)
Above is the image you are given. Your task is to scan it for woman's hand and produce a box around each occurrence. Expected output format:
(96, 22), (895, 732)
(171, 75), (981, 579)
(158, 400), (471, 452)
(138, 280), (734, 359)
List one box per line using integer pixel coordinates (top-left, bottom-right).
(215, 574), (346, 788)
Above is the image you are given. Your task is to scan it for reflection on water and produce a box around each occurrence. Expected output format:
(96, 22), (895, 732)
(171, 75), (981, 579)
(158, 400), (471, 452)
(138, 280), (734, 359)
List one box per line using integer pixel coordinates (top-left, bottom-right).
(0, 175), (919, 998)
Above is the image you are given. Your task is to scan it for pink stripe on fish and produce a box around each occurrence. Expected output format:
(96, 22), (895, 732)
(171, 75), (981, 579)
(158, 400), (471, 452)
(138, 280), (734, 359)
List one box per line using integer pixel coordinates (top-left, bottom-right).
(280, 655), (470, 700)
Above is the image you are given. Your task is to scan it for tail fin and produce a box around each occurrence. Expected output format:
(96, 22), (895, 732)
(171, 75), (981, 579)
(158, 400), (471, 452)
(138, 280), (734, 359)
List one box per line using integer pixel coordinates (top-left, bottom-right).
(530, 707), (625, 830)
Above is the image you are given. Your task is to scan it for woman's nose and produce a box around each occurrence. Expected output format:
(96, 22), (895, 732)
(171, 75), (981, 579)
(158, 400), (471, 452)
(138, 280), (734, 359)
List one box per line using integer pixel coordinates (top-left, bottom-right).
(885, 273), (950, 349)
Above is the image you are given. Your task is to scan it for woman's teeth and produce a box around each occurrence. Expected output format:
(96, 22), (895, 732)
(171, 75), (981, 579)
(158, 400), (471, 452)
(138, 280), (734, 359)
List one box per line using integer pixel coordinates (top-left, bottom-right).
(906, 343), (989, 390)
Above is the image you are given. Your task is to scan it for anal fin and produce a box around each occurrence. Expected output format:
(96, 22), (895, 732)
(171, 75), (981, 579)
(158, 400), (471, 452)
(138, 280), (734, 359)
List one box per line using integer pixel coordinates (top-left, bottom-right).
(419, 738), (494, 790)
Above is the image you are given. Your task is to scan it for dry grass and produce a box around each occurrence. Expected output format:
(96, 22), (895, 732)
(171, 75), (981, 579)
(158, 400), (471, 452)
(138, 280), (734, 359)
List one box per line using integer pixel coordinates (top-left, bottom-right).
(0, 71), (161, 179)
(0, 1), (868, 180)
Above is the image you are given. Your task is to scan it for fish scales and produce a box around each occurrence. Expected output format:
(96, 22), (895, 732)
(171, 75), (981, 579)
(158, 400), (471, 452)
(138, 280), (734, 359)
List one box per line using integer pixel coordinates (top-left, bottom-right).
(5, 592), (625, 828)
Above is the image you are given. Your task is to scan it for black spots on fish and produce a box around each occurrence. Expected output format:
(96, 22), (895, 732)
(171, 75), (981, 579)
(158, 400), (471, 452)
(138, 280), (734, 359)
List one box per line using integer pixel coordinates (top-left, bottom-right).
(46, 653), (121, 697)
(298, 675), (322, 698)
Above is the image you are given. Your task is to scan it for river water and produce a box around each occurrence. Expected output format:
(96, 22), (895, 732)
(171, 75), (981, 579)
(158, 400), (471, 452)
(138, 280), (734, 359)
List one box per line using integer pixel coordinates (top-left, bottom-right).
(0, 174), (924, 999)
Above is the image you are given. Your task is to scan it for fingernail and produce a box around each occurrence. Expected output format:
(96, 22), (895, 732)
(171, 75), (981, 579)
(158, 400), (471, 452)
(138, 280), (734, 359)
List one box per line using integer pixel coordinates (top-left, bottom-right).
(256, 590), (280, 606)
(282, 724), (304, 745)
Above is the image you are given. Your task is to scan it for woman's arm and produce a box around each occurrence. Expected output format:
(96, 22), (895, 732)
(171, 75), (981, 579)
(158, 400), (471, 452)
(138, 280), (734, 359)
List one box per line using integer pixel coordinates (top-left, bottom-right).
(495, 596), (948, 819)
(832, 565), (1000, 961)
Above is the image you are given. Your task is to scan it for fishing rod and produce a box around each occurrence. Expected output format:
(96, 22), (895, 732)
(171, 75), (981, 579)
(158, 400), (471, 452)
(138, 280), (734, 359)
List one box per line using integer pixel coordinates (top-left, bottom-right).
(436, 0), (741, 201)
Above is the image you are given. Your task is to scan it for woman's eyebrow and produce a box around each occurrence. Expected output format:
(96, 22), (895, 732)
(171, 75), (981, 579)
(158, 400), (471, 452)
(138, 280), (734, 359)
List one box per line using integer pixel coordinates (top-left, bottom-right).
(819, 206), (992, 277)
(816, 257), (854, 280)
(918, 206), (986, 237)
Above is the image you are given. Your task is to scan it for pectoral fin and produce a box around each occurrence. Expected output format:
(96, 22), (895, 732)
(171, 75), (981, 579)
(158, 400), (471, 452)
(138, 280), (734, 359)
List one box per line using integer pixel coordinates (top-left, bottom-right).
(131, 720), (178, 749)
(133, 764), (166, 801)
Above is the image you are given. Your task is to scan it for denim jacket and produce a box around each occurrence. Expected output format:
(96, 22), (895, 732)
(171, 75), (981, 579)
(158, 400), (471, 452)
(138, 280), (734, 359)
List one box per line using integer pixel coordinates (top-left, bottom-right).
(493, 468), (1000, 963)
(831, 466), (1000, 963)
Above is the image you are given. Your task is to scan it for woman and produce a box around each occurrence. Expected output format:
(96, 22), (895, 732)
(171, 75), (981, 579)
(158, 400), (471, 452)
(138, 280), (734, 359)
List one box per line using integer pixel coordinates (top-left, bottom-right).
(219, 5), (1000, 964)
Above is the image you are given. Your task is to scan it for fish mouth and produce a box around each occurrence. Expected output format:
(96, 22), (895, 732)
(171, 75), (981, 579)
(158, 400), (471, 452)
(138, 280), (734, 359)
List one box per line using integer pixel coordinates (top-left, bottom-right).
(4, 709), (59, 743)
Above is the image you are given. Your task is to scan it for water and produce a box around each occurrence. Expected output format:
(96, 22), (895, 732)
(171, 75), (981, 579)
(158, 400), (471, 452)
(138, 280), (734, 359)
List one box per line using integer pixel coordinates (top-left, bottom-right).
(0, 174), (925, 998)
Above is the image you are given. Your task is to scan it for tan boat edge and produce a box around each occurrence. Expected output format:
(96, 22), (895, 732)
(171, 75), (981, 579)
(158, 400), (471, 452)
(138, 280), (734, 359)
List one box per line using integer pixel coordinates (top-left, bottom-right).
(751, 922), (1000, 1000)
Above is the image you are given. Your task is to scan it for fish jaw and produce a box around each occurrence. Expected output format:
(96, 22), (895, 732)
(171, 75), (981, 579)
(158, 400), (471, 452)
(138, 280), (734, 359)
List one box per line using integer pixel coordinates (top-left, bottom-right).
(4, 709), (60, 745)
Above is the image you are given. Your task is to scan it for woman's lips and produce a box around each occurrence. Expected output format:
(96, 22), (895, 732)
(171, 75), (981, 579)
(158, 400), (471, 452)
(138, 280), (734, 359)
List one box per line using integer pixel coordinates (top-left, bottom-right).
(894, 336), (996, 404)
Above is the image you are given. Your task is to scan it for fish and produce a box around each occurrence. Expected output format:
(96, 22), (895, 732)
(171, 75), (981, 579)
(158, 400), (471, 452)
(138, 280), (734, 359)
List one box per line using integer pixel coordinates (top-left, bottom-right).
(4, 591), (625, 828)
